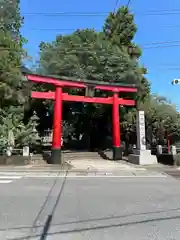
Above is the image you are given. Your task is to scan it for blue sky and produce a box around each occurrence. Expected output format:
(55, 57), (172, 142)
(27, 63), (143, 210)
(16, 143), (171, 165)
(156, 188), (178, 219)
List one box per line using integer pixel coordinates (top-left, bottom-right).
(21, 0), (180, 108)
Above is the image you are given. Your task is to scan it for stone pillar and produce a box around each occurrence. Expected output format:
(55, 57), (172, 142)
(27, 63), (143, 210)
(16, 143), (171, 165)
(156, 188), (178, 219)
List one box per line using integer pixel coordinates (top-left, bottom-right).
(128, 110), (157, 165)
(157, 145), (162, 155)
(23, 146), (29, 157)
(171, 145), (176, 155)
(136, 111), (146, 151)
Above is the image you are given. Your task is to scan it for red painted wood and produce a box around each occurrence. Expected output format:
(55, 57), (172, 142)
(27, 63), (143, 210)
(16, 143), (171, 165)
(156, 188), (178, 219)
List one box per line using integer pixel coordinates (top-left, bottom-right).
(112, 92), (120, 147)
(62, 93), (112, 104)
(96, 85), (136, 92)
(31, 91), (136, 106)
(31, 91), (55, 99)
(118, 98), (135, 106)
(28, 75), (88, 88)
(52, 87), (62, 149)
(27, 74), (137, 93)
(28, 74), (137, 155)
(28, 75), (63, 86)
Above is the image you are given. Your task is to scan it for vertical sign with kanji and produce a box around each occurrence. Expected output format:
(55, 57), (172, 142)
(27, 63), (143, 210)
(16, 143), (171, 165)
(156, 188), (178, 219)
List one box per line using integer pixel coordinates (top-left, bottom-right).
(136, 111), (146, 150)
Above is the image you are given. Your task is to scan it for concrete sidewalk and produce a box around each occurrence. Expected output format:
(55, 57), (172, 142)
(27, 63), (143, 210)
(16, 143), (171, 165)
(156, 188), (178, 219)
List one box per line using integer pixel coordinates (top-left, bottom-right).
(0, 165), (167, 178)
(68, 159), (147, 171)
(0, 159), (147, 173)
(0, 159), (178, 178)
(0, 169), (167, 178)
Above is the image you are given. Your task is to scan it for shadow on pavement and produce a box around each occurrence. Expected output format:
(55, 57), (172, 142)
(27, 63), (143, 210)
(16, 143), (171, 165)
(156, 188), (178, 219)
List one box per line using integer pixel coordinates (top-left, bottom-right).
(39, 169), (68, 240)
(3, 207), (180, 239)
(10, 213), (180, 239)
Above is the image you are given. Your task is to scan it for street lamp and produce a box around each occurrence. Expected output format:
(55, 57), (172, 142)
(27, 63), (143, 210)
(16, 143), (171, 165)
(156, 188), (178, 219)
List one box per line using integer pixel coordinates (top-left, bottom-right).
(172, 79), (180, 85)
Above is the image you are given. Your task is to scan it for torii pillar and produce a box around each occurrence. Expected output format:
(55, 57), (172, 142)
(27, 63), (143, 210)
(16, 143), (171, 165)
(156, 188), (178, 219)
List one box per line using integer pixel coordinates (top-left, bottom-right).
(112, 90), (122, 160)
(50, 86), (63, 164)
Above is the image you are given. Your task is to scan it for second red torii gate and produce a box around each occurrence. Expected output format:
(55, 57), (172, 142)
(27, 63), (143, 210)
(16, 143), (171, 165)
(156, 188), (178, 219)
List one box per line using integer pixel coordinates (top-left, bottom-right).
(26, 74), (137, 164)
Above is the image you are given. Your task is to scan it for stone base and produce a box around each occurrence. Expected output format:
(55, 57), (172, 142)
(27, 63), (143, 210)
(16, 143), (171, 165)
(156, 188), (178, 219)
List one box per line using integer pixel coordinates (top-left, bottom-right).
(112, 146), (123, 160)
(128, 149), (157, 165)
(48, 148), (62, 164)
(0, 156), (30, 165)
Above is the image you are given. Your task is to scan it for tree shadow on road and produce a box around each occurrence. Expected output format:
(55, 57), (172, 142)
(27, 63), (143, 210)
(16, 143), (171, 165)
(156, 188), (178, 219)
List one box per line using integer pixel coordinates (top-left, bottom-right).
(10, 214), (180, 239)
(5, 207), (180, 239)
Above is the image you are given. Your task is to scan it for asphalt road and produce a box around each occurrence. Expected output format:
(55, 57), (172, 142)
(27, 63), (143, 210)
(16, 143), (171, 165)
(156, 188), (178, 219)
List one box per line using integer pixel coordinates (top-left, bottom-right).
(0, 174), (180, 239)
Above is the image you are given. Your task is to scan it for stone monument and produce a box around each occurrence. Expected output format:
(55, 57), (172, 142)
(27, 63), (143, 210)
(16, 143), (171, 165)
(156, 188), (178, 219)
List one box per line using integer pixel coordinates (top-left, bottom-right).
(23, 146), (30, 157)
(128, 110), (157, 165)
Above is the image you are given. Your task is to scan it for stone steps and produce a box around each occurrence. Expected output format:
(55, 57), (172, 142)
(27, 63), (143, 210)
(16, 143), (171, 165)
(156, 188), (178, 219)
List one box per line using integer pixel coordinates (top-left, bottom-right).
(62, 151), (112, 160)
(31, 151), (113, 163)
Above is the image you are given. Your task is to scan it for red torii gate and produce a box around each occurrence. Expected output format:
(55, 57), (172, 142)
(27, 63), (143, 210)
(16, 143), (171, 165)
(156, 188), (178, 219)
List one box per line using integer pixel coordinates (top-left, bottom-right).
(26, 74), (137, 164)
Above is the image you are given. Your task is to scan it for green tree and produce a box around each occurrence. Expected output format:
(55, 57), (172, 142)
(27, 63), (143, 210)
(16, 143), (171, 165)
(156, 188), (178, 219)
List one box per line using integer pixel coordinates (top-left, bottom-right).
(122, 94), (180, 146)
(143, 95), (180, 144)
(0, 0), (36, 149)
(39, 29), (141, 85)
(103, 6), (150, 102)
(0, 31), (28, 106)
(38, 29), (145, 144)
(0, 0), (23, 42)
(104, 7), (140, 58)
(0, 0), (28, 106)
(37, 5), (154, 148)
(0, 107), (40, 149)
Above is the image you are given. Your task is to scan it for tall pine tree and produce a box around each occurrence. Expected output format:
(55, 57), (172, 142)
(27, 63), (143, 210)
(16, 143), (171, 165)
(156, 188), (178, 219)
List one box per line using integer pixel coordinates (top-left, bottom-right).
(0, 0), (38, 149)
(104, 6), (141, 58)
(0, 0), (27, 106)
(104, 6), (150, 101)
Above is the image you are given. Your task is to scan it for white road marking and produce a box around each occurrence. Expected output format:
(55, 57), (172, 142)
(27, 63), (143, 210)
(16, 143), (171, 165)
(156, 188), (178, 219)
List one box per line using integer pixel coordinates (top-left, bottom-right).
(0, 175), (23, 184)
(0, 172), (168, 181)
(23, 175), (167, 178)
(0, 180), (12, 183)
(0, 176), (22, 179)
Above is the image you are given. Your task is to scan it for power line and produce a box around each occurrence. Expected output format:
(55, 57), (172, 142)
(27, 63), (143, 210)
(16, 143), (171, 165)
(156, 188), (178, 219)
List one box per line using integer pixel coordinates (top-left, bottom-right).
(164, 24), (180, 28)
(139, 8), (180, 12)
(2, 43), (180, 53)
(21, 12), (109, 17)
(2, 64), (180, 74)
(3, 36), (180, 47)
(22, 24), (180, 31)
(20, 10), (180, 17)
(26, 28), (80, 32)
(20, 31), (180, 46)
(114, 0), (121, 12)
(143, 43), (180, 49)
(136, 40), (180, 46)
(3, 37), (180, 52)
(127, 0), (131, 7)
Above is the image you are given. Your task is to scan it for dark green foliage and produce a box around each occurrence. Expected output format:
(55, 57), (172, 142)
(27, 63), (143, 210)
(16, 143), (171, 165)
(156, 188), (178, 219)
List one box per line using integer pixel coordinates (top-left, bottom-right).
(0, 0), (38, 149)
(0, 0), (24, 43)
(0, 107), (40, 148)
(0, 3), (177, 151)
(104, 7), (150, 101)
(104, 7), (140, 58)
(0, 31), (28, 106)
(39, 29), (142, 86)
(37, 7), (151, 147)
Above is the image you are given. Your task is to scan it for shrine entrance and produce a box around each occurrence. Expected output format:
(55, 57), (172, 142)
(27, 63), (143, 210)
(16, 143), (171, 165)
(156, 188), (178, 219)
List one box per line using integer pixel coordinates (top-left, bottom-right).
(26, 74), (137, 164)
